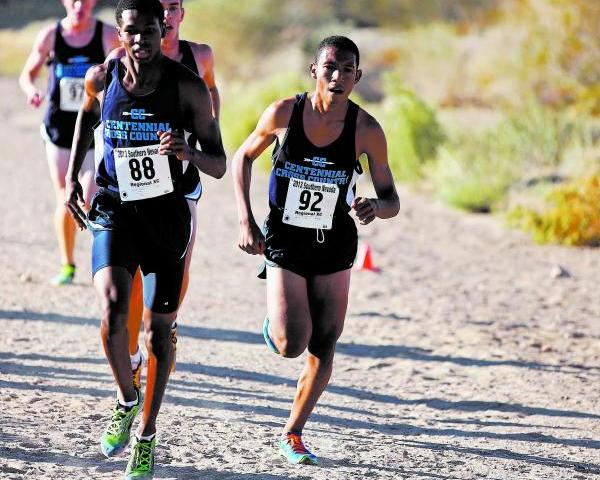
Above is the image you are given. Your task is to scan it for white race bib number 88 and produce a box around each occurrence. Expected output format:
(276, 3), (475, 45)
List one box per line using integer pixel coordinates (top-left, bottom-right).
(283, 178), (339, 229)
(59, 77), (85, 112)
(114, 144), (173, 201)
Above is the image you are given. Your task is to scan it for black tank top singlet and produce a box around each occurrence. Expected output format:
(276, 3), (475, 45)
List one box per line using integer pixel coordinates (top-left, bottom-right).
(179, 40), (199, 75)
(44, 20), (105, 148)
(268, 92), (362, 231)
(97, 58), (186, 200)
(178, 40), (202, 198)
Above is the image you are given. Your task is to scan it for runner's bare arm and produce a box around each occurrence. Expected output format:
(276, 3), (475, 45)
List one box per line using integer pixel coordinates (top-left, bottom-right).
(18, 25), (55, 108)
(65, 64), (106, 229)
(352, 113), (400, 225)
(191, 43), (220, 120)
(160, 72), (226, 178)
(232, 99), (294, 254)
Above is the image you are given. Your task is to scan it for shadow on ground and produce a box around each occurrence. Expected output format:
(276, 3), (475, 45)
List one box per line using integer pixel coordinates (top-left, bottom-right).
(1, 310), (596, 374)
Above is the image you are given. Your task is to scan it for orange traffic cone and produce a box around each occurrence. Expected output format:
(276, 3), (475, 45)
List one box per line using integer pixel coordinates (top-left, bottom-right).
(354, 242), (380, 272)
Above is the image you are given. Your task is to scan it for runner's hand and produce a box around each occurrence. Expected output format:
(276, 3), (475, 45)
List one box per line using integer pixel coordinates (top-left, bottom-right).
(65, 179), (87, 230)
(158, 129), (191, 161)
(352, 197), (379, 225)
(27, 90), (44, 109)
(238, 219), (265, 255)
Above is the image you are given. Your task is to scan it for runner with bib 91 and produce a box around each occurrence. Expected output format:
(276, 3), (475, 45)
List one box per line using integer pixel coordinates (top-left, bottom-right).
(65, 0), (226, 478)
(233, 36), (400, 465)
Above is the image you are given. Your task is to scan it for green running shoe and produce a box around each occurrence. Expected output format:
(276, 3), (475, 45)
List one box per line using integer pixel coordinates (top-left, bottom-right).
(262, 317), (280, 355)
(277, 432), (318, 465)
(100, 392), (141, 458)
(51, 264), (75, 286)
(125, 436), (156, 480)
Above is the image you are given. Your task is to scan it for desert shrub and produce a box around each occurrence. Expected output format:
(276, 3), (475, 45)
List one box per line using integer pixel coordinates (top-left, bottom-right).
(499, 101), (599, 176)
(558, 119), (600, 178)
(383, 0), (600, 112)
(507, 175), (600, 246)
(220, 72), (310, 166)
(427, 142), (519, 213)
(428, 101), (599, 212)
(387, 23), (461, 106)
(182, 0), (287, 76)
(380, 73), (445, 182)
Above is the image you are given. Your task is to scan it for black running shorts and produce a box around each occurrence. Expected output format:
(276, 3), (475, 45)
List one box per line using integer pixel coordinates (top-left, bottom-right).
(89, 189), (191, 313)
(261, 210), (357, 279)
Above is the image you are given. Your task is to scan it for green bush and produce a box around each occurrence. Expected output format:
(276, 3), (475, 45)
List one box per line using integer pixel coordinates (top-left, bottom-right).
(558, 118), (600, 178)
(380, 73), (445, 182)
(427, 102), (599, 213)
(220, 73), (310, 167)
(182, 0), (287, 76)
(507, 175), (600, 246)
(428, 145), (517, 212)
(505, 101), (581, 170)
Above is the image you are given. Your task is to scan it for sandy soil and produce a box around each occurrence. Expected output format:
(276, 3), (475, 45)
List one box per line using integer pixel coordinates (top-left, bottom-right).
(0, 76), (599, 479)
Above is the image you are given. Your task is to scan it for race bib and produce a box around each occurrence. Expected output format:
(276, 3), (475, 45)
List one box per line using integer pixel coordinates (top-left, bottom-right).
(114, 144), (173, 201)
(59, 77), (85, 112)
(283, 178), (339, 230)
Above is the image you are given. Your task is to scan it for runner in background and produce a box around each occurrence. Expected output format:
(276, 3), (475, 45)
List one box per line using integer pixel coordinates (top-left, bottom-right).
(111, 0), (221, 386)
(19, 0), (118, 285)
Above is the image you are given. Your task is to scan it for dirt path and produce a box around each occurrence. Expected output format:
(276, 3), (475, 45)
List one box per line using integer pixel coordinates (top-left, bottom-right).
(0, 77), (598, 479)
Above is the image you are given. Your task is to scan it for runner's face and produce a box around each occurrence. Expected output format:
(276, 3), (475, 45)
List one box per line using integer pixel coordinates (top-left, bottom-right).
(312, 47), (361, 103)
(118, 10), (163, 64)
(161, 0), (184, 39)
(62, 0), (96, 24)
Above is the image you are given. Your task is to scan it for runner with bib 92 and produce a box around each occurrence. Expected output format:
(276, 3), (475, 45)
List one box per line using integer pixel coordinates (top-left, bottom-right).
(232, 35), (400, 465)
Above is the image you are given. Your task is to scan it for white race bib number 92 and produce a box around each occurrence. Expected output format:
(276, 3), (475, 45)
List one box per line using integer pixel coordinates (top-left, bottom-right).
(114, 144), (173, 201)
(283, 178), (339, 230)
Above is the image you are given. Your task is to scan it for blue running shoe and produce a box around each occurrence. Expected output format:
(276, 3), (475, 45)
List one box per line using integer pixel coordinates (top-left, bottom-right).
(262, 317), (280, 355)
(277, 432), (318, 465)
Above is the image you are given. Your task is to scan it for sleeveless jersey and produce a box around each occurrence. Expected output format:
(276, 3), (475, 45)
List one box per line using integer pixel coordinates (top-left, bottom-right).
(178, 40), (202, 200)
(179, 40), (199, 75)
(44, 20), (105, 148)
(268, 92), (362, 231)
(96, 58), (186, 201)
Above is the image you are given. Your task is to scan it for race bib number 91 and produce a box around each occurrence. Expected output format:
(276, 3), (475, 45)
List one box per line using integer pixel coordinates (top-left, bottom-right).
(59, 77), (85, 112)
(283, 178), (339, 230)
(114, 144), (173, 201)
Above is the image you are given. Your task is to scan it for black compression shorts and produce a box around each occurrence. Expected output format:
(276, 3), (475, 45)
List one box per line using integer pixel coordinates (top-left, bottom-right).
(89, 189), (191, 313)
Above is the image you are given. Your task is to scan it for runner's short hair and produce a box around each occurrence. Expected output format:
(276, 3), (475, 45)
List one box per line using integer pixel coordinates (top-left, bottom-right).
(115, 0), (165, 26)
(315, 36), (360, 67)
